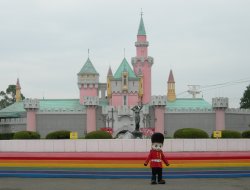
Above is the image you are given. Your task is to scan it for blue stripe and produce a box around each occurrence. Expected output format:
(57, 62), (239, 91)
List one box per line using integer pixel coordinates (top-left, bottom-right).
(0, 170), (250, 179)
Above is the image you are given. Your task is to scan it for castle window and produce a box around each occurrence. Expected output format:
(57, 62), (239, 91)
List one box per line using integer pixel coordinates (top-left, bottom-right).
(123, 95), (127, 106)
(123, 76), (127, 86)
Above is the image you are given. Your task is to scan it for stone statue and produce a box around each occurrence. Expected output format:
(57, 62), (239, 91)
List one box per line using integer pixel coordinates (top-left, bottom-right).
(131, 105), (143, 131)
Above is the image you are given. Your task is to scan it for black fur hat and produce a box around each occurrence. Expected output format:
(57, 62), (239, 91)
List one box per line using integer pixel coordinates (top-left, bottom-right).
(151, 133), (164, 144)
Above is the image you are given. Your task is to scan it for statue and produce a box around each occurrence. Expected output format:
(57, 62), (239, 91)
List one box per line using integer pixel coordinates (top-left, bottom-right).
(131, 104), (143, 131)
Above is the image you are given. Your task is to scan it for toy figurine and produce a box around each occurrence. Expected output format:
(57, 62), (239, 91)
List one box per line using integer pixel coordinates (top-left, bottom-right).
(144, 132), (170, 184)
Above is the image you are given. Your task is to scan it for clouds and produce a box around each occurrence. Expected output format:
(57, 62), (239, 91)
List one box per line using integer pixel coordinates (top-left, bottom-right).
(0, 0), (250, 107)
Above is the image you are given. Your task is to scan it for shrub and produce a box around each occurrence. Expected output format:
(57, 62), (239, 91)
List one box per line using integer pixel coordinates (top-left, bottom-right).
(46, 130), (71, 139)
(13, 131), (40, 139)
(85, 130), (112, 139)
(174, 128), (209, 139)
(212, 130), (242, 138)
(0, 133), (15, 140)
(242, 131), (250, 138)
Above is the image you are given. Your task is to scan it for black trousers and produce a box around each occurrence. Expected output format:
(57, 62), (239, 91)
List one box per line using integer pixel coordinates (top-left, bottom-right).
(151, 167), (162, 182)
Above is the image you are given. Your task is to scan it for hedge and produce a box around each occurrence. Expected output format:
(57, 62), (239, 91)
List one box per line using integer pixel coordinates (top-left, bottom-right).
(212, 130), (242, 138)
(221, 130), (241, 138)
(46, 130), (71, 139)
(242, 130), (250, 138)
(0, 133), (15, 140)
(174, 128), (209, 138)
(85, 130), (112, 139)
(13, 131), (40, 139)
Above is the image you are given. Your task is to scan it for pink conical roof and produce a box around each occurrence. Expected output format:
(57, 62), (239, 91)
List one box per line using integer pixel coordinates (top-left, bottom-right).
(107, 66), (113, 76)
(168, 70), (175, 83)
(16, 78), (21, 89)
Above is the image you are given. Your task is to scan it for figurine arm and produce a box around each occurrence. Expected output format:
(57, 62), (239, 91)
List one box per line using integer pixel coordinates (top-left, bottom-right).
(161, 151), (170, 166)
(144, 150), (152, 166)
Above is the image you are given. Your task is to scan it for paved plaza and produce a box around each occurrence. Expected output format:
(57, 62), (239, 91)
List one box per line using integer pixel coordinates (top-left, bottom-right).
(0, 177), (250, 190)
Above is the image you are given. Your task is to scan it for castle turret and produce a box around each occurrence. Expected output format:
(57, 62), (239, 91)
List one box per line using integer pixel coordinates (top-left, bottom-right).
(212, 97), (229, 131)
(78, 57), (99, 133)
(107, 66), (113, 101)
(77, 57), (99, 104)
(23, 99), (39, 132)
(15, 78), (22, 102)
(167, 70), (176, 102)
(132, 14), (154, 104)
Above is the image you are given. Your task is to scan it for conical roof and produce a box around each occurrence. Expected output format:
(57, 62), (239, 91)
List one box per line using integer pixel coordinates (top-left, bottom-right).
(78, 58), (99, 75)
(16, 78), (21, 89)
(168, 70), (175, 83)
(107, 66), (113, 76)
(137, 16), (146, 35)
(114, 58), (137, 79)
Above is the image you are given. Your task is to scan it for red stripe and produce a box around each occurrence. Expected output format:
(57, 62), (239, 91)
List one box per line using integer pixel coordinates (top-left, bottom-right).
(0, 152), (250, 160)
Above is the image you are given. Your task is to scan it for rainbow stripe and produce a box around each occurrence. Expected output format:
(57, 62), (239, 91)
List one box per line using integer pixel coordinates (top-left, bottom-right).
(0, 152), (250, 178)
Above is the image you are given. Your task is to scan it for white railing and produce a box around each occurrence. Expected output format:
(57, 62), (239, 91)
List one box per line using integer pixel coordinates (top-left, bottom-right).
(0, 139), (249, 152)
(0, 118), (26, 125)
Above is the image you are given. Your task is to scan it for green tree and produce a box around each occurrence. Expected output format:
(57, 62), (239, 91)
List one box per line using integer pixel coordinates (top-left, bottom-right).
(240, 84), (250, 109)
(0, 85), (25, 110)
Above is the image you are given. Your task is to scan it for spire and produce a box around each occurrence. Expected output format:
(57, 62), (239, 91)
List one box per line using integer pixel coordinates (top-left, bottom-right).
(15, 78), (22, 102)
(167, 70), (176, 102)
(107, 66), (113, 76)
(137, 14), (146, 35)
(168, 70), (175, 83)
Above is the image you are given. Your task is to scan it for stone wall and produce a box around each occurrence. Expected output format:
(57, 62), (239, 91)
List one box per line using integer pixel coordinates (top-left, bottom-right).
(36, 113), (87, 138)
(165, 112), (216, 137)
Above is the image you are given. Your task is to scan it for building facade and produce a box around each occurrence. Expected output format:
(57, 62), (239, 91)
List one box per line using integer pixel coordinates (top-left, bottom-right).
(1, 16), (250, 138)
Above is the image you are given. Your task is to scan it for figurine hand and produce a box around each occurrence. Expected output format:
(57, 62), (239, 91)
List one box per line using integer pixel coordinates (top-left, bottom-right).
(144, 163), (147, 166)
(166, 163), (170, 166)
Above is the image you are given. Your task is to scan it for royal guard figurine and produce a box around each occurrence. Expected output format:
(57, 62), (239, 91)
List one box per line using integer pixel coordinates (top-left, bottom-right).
(144, 132), (170, 184)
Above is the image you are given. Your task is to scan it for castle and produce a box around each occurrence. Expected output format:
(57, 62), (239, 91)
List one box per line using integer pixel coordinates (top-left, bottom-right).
(1, 15), (250, 138)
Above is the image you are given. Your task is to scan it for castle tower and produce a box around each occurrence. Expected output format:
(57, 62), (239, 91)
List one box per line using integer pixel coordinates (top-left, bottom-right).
(132, 14), (154, 105)
(107, 66), (113, 103)
(212, 97), (228, 131)
(111, 58), (139, 107)
(23, 99), (39, 132)
(77, 57), (99, 104)
(167, 70), (176, 102)
(78, 57), (99, 133)
(15, 78), (22, 102)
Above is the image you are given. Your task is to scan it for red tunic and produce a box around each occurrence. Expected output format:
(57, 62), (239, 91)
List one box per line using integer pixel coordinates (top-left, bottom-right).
(144, 149), (169, 168)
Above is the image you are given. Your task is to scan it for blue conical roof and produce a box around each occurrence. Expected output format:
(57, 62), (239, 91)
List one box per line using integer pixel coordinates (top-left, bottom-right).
(78, 58), (98, 75)
(114, 58), (137, 79)
(138, 16), (146, 35)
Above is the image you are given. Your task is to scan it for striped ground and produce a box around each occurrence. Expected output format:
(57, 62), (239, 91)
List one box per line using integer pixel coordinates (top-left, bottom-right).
(0, 152), (250, 178)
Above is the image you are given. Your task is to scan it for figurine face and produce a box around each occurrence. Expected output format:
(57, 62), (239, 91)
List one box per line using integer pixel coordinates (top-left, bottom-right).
(152, 143), (163, 151)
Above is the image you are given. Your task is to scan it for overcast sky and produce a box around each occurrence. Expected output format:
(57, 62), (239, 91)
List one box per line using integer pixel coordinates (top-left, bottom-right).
(1, 0), (250, 108)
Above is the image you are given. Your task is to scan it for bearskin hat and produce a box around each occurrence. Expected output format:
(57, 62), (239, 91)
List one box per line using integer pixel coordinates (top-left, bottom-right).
(151, 133), (164, 144)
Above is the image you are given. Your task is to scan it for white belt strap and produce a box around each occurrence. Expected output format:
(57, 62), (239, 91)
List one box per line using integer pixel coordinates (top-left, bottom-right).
(151, 159), (161, 162)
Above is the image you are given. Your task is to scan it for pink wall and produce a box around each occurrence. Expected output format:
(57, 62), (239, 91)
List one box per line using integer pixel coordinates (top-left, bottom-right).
(136, 35), (148, 57)
(137, 35), (146, 41)
(26, 110), (37, 132)
(154, 106), (165, 134)
(215, 109), (225, 131)
(136, 47), (148, 57)
(80, 87), (98, 104)
(111, 95), (122, 107)
(86, 106), (96, 133)
(142, 64), (151, 104)
(128, 94), (139, 105)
